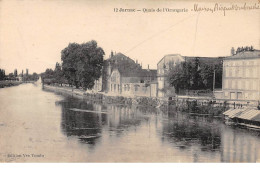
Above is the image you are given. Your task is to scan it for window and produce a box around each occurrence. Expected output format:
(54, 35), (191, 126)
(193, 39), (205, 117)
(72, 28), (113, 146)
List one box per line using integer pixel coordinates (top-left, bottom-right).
(237, 92), (243, 99)
(237, 80), (242, 89)
(249, 80), (253, 90)
(224, 92), (228, 97)
(228, 80), (231, 89)
(135, 85), (139, 91)
(230, 92), (236, 99)
(245, 68), (249, 77)
(252, 68), (257, 78)
(242, 80), (245, 89)
(253, 81), (257, 90)
(245, 92), (249, 99)
(225, 68), (229, 77)
(232, 80), (236, 89)
(224, 80), (228, 89)
(232, 68), (235, 77)
(245, 81), (249, 90)
(229, 68), (232, 77)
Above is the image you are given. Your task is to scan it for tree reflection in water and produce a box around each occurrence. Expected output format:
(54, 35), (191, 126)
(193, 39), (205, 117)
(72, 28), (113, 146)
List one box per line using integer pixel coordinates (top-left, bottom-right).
(58, 97), (149, 146)
(161, 112), (221, 152)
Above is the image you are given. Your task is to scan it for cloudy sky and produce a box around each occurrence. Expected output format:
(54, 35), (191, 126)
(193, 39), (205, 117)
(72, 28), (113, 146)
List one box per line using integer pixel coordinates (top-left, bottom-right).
(0, 0), (259, 74)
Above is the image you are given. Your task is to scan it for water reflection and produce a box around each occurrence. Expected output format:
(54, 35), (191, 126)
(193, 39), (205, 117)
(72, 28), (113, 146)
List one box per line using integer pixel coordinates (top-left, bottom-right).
(161, 113), (221, 151)
(56, 94), (260, 161)
(57, 96), (260, 162)
(220, 126), (260, 162)
(59, 98), (103, 145)
(58, 98), (149, 147)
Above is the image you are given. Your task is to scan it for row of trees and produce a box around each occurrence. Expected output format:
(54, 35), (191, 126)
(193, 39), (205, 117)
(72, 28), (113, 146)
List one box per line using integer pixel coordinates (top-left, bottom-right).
(41, 63), (66, 85)
(168, 58), (222, 94)
(42, 40), (105, 90)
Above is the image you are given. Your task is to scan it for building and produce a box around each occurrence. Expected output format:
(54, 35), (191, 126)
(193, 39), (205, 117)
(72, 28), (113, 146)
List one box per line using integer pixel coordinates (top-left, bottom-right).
(157, 54), (185, 97)
(222, 50), (260, 102)
(109, 66), (157, 97)
(105, 52), (142, 93)
(91, 51), (157, 97)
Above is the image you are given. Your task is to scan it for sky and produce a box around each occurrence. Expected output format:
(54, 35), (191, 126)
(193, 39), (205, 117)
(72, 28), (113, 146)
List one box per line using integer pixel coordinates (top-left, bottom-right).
(0, 0), (259, 74)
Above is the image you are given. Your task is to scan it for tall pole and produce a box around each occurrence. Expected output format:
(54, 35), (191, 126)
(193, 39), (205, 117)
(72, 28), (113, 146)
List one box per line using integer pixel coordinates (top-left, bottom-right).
(213, 70), (216, 92)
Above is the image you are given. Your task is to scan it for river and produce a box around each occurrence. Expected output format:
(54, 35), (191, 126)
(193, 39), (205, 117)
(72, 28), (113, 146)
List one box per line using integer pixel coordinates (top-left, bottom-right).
(0, 83), (259, 162)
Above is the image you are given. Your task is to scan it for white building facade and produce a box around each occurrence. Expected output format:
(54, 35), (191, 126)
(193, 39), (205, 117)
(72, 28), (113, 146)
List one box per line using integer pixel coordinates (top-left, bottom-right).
(222, 50), (260, 101)
(157, 54), (185, 97)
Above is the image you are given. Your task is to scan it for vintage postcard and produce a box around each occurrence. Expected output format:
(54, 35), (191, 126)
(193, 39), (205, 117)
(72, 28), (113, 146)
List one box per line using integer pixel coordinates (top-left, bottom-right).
(0, 0), (260, 163)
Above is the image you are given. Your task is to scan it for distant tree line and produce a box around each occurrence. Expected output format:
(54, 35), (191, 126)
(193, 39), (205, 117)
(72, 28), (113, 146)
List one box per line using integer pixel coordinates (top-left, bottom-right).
(0, 68), (39, 81)
(41, 40), (105, 90)
(168, 58), (222, 94)
(22, 72), (39, 81)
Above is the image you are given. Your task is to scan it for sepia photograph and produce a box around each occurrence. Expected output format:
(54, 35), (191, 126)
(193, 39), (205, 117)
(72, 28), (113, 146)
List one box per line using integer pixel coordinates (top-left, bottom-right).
(0, 0), (260, 164)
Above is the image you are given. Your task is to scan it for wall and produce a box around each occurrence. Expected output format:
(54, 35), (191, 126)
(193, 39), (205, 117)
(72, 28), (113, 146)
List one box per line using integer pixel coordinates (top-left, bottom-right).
(157, 54), (184, 98)
(222, 58), (260, 101)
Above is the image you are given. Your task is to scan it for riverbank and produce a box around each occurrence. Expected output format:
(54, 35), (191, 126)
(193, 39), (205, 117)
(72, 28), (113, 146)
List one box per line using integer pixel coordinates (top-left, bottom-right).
(43, 84), (230, 116)
(43, 84), (169, 109)
(0, 81), (23, 88)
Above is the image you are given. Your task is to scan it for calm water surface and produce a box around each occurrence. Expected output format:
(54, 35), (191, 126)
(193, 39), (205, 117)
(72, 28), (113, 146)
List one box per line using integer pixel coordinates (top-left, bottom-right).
(0, 83), (260, 162)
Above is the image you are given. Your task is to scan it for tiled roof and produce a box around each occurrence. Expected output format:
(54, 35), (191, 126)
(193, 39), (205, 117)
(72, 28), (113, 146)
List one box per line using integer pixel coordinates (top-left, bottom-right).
(107, 52), (135, 62)
(157, 54), (183, 65)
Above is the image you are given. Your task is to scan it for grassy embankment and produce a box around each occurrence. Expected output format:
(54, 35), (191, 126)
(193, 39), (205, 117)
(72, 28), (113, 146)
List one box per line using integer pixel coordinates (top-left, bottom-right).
(0, 81), (23, 88)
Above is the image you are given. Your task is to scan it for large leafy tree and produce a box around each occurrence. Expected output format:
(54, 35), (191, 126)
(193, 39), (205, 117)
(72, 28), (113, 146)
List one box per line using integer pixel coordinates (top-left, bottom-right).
(168, 63), (189, 94)
(168, 58), (223, 93)
(41, 68), (55, 84)
(199, 64), (214, 89)
(61, 40), (104, 90)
